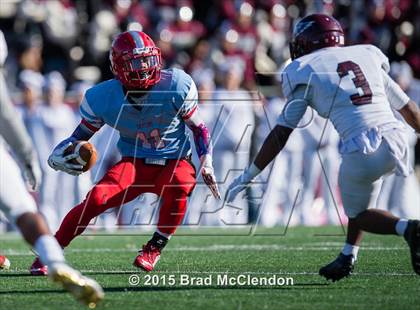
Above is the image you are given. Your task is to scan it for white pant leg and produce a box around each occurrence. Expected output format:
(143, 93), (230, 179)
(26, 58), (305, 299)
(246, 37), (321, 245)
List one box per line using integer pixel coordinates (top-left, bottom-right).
(389, 174), (420, 219)
(388, 142), (420, 219)
(0, 144), (37, 223)
(376, 174), (395, 211)
(339, 140), (396, 218)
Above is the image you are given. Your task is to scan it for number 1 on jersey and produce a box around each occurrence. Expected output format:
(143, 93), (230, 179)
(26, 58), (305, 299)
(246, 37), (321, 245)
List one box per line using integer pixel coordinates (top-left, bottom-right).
(137, 129), (165, 149)
(337, 61), (372, 105)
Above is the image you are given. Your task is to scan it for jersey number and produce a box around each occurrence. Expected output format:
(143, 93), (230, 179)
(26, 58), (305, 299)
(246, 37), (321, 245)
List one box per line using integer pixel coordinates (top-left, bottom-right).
(337, 61), (372, 105)
(137, 129), (165, 149)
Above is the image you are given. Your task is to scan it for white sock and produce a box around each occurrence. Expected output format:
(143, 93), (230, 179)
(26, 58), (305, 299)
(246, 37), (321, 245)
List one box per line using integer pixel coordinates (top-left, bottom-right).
(34, 235), (65, 268)
(395, 219), (409, 236)
(341, 243), (359, 260)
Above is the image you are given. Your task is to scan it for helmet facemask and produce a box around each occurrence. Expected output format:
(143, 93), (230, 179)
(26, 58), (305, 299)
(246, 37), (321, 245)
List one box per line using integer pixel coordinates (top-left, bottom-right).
(111, 46), (162, 90)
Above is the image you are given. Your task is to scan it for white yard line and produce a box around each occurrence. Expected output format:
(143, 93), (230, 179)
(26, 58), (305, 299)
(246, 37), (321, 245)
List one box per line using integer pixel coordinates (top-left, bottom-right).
(0, 244), (407, 256)
(1, 269), (415, 277)
(82, 270), (416, 277)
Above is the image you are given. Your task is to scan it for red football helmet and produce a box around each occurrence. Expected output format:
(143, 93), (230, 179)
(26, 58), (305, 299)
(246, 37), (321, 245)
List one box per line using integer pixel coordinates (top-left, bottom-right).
(289, 14), (345, 60)
(110, 31), (162, 89)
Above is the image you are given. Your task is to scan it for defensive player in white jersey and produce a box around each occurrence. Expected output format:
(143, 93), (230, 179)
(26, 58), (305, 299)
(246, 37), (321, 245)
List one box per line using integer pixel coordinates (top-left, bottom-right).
(226, 14), (420, 281)
(0, 30), (103, 306)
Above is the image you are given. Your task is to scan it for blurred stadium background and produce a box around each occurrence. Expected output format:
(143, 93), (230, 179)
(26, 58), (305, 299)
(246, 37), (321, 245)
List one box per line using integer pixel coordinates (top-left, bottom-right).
(0, 0), (419, 233)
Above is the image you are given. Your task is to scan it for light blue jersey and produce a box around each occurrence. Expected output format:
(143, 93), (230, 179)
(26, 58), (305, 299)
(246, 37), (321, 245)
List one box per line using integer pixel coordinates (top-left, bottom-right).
(79, 68), (198, 159)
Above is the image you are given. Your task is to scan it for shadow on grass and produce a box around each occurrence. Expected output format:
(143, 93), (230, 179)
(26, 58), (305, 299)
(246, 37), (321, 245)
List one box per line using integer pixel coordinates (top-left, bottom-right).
(0, 273), (39, 278)
(0, 282), (337, 295)
(104, 283), (332, 292)
(0, 289), (66, 295)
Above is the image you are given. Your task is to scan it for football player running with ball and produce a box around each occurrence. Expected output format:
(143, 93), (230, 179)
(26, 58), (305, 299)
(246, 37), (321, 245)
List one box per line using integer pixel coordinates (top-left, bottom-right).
(0, 30), (103, 307)
(30, 31), (219, 274)
(227, 14), (420, 281)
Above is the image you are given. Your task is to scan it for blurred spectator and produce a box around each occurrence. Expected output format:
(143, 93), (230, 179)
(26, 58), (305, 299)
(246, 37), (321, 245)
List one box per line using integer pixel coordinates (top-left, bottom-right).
(113, 0), (150, 32)
(152, 0), (178, 25)
(298, 115), (341, 226)
(225, 2), (258, 56)
(187, 39), (212, 75)
(211, 62), (255, 225)
(15, 0), (79, 75)
(256, 3), (290, 67)
(18, 39), (43, 73)
(18, 69), (44, 112)
(17, 70), (46, 186)
(41, 0), (79, 47)
(68, 81), (93, 111)
(37, 71), (78, 231)
(67, 80), (95, 224)
(0, 31), (8, 67)
(212, 28), (255, 89)
(391, 61), (420, 103)
(359, 1), (392, 51)
(187, 69), (219, 225)
(256, 95), (304, 227)
(87, 5), (118, 79)
(163, 4), (206, 51)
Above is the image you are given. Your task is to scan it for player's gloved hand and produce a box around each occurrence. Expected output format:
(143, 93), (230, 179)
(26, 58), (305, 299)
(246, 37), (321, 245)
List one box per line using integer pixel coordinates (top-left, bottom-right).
(48, 137), (83, 176)
(226, 164), (261, 203)
(23, 154), (42, 192)
(200, 154), (220, 200)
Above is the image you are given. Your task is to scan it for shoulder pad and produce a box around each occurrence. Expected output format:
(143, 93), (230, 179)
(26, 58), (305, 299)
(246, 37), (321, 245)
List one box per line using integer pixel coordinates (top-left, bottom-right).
(280, 60), (313, 99)
(360, 44), (390, 73)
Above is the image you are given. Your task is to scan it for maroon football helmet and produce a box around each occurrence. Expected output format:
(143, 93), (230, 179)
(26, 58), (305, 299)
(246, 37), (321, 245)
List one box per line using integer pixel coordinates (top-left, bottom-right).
(110, 31), (162, 89)
(289, 14), (345, 60)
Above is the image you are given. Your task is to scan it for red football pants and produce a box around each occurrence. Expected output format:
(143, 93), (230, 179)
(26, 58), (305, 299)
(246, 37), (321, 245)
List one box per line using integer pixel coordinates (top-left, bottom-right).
(55, 157), (196, 247)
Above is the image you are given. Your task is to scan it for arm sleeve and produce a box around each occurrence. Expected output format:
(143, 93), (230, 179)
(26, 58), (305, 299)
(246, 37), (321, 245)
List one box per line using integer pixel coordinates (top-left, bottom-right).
(184, 107), (212, 157)
(277, 85), (310, 129)
(0, 73), (35, 165)
(381, 70), (410, 110)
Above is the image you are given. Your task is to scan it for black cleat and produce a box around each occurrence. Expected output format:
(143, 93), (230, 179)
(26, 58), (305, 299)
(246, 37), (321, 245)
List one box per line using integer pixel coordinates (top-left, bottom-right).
(404, 220), (420, 275)
(319, 253), (355, 282)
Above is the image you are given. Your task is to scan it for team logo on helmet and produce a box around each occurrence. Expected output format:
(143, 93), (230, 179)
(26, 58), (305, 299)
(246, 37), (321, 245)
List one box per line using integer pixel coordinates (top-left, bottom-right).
(294, 21), (316, 37)
(290, 14), (345, 60)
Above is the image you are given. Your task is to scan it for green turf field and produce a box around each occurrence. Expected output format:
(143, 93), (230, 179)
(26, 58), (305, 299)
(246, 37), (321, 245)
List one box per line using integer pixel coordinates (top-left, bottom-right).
(1, 226), (419, 309)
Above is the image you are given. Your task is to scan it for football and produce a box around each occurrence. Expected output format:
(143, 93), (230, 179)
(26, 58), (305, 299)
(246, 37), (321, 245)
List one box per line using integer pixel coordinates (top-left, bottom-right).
(63, 141), (97, 172)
